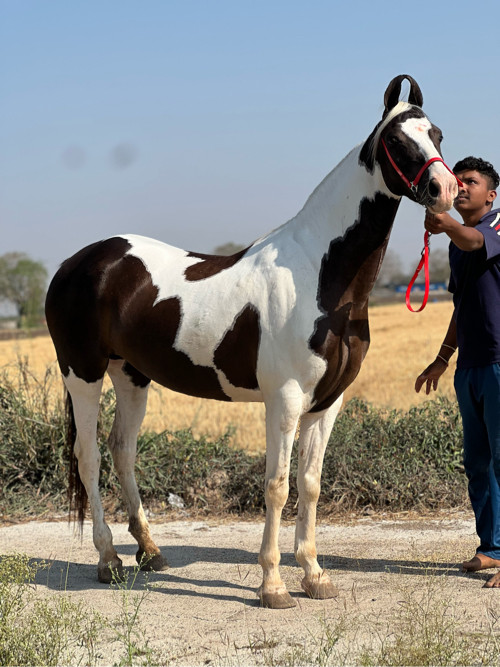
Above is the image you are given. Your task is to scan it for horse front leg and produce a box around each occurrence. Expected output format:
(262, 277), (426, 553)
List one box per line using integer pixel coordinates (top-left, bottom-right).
(295, 396), (342, 600)
(258, 386), (302, 609)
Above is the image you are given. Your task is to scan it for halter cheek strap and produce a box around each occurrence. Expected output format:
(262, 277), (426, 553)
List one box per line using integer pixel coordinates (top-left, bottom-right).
(380, 138), (463, 194)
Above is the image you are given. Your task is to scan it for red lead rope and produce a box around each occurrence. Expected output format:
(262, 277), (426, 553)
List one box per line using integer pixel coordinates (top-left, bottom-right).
(406, 230), (431, 312)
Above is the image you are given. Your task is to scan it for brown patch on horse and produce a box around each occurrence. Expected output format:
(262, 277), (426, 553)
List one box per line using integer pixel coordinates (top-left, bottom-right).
(309, 193), (398, 412)
(46, 237), (133, 381)
(122, 362), (150, 388)
(213, 304), (260, 390)
(103, 252), (232, 399)
(120, 294), (230, 399)
(184, 247), (249, 281)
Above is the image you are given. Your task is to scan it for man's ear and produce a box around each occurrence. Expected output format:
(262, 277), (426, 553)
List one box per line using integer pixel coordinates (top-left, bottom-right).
(488, 190), (497, 205)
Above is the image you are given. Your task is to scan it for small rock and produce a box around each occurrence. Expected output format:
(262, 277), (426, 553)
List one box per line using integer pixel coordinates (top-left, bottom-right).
(168, 493), (185, 509)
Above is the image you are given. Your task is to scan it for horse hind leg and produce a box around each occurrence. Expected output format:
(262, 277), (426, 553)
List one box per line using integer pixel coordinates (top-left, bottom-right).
(294, 397), (342, 600)
(64, 370), (124, 583)
(107, 359), (168, 572)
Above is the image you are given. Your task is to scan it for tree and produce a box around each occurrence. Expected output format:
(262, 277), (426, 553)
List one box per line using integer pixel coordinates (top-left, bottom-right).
(375, 248), (407, 287)
(428, 248), (450, 283)
(0, 253), (48, 327)
(213, 242), (245, 256)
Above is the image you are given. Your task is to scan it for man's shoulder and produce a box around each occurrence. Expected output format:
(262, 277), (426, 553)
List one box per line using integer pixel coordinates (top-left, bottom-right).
(477, 209), (500, 261)
(479, 208), (500, 228)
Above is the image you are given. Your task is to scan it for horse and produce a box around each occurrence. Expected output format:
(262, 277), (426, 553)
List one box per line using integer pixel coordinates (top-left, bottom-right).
(45, 74), (459, 609)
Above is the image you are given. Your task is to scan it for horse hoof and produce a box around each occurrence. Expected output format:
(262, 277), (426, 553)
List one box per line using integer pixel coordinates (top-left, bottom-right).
(301, 575), (339, 600)
(98, 560), (124, 584)
(259, 590), (297, 609)
(136, 550), (169, 571)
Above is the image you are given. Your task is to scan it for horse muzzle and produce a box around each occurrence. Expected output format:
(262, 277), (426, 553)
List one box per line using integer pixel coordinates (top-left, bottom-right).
(422, 164), (460, 213)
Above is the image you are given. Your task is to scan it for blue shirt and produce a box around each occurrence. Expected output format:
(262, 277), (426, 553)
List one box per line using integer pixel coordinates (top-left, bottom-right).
(449, 208), (500, 369)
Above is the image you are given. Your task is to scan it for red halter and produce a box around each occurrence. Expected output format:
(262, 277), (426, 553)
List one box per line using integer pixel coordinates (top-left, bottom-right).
(380, 138), (463, 195)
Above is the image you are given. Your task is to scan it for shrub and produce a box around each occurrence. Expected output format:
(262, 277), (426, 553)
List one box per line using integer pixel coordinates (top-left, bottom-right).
(0, 364), (467, 519)
(314, 396), (466, 513)
(0, 554), (100, 665)
(0, 365), (69, 516)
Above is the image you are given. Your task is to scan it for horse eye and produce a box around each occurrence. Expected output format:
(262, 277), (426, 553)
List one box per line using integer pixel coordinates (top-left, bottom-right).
(431, 129), (443, 143)
(388, 135), (401, 147)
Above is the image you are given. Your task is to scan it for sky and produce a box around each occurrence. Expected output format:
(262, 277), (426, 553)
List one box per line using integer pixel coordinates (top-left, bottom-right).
(2, 0), (500, 282)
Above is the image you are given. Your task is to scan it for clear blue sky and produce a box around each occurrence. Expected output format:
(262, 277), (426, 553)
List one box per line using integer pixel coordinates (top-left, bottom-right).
(2, 0), (500, 280)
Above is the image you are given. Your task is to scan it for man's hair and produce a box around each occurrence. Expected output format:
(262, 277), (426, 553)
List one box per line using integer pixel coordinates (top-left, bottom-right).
(453, 156), (500, 190)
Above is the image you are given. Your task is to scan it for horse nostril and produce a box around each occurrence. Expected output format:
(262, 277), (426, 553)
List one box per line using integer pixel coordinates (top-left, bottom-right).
(428, 178), (441, 199)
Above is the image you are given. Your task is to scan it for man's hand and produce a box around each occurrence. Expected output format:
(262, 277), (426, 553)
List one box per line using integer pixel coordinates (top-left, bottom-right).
(415, 358), (448, 395)
(424, 210), (456, 235)
(424, 210), (484, 251)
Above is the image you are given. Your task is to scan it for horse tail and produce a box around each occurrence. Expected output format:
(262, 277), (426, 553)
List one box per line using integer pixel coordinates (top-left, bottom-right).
(65, 391), (88, 531)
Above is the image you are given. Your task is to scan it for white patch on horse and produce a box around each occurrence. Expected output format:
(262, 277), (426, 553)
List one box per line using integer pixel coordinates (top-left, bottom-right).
(399, 116), (456, 194)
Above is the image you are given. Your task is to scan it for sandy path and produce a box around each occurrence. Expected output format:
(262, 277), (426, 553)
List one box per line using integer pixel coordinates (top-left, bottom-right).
(1, 514), (497, 665)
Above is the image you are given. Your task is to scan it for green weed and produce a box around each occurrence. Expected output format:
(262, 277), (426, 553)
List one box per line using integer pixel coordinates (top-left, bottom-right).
(0, 553), (101, 666)
(108, 559), (163, 666)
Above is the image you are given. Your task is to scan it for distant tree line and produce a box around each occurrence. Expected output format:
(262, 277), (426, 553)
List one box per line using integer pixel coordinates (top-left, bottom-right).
(0, 253), (48, 328)
(213, 242), (246, 256)
(376, 247), (450, 287)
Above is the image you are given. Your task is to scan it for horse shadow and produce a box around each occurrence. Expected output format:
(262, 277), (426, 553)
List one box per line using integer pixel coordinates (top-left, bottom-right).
(30, 542), (487, 605)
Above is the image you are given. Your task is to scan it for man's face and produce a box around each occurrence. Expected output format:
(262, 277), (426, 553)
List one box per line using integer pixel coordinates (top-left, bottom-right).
(454, 169), (496, 214)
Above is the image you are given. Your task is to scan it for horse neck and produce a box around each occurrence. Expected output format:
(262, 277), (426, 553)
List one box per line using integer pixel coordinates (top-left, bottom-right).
(291, 146), (393, 244)
(282, 145), (400, 304)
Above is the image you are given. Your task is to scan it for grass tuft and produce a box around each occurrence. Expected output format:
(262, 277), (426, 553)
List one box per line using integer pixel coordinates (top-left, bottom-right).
(108, 560), (164, 666)
(359, 576), (500, 666)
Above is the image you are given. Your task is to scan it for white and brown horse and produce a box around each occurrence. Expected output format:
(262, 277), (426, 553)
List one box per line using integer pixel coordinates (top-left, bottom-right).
(45, 75), (459, 608)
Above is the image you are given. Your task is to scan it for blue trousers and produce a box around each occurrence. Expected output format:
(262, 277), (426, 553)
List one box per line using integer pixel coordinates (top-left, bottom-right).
(455, 364), (500, 559)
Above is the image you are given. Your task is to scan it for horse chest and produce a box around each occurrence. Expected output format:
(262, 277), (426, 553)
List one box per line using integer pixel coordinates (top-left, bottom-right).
(307, 302), (370, 412)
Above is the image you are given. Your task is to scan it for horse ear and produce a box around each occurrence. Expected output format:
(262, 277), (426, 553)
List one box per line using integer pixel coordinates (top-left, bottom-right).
(383, 75), (423, 117)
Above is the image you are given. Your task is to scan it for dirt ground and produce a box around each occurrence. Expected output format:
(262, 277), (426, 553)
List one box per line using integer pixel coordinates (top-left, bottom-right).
(1, 514), (499, 665)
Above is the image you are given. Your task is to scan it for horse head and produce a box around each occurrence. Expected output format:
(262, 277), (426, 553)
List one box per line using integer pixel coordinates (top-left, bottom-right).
(363, 74), (459, 214)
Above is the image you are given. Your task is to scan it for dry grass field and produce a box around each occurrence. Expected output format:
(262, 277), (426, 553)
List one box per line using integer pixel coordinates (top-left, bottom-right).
(0, 300), (456, 453)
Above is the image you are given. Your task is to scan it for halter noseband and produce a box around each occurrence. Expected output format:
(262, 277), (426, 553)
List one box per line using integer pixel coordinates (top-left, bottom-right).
(380, 138), (463, 195)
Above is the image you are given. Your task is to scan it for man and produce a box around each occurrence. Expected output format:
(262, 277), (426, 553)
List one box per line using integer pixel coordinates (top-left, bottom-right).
(415, 156), (500, 588)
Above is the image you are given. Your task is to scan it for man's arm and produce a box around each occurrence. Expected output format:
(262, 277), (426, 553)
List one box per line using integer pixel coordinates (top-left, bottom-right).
(415, 312), (457, 395)
(425, 211), (484, 251)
